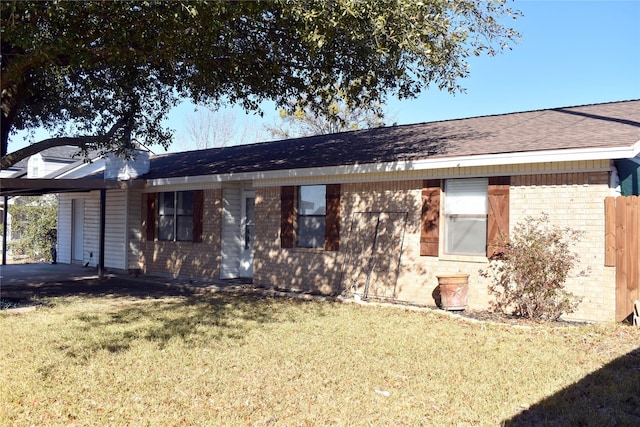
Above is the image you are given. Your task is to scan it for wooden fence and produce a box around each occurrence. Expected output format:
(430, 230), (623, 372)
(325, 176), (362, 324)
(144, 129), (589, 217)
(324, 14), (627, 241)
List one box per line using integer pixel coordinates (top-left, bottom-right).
(605, 196), (639, 322)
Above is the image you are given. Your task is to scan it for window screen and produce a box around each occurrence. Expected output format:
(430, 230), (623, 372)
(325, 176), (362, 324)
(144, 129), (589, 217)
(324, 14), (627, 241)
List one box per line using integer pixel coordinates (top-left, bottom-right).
(444, 178), (488, 255)
(158, 191), (194, 242)
(297, 185), (326, 248)
(158, 192), (176, 241)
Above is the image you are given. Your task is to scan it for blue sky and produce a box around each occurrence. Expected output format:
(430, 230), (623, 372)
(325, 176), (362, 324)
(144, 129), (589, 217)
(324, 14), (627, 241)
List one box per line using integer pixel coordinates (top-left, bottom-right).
(10, 0), (640, 153)
(164, 0), (640, 151)
(390, 0), (640, 124)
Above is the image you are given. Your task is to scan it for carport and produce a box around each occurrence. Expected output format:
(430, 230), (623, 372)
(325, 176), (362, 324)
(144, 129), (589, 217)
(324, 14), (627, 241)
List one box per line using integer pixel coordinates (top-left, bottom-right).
(0, 176), (144, 276)
(0, 262), (101, 287)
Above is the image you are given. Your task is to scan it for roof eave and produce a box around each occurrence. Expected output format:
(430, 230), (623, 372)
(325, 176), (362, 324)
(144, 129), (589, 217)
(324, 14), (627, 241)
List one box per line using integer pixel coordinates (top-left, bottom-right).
(0, 177), (145, 197)
(144, 142), (640, 187)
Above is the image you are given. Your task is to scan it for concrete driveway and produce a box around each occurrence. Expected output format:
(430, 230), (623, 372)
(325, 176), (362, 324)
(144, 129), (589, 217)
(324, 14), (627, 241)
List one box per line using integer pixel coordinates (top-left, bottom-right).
(0, 262), (265, 310)
(0, 262), (101, 287)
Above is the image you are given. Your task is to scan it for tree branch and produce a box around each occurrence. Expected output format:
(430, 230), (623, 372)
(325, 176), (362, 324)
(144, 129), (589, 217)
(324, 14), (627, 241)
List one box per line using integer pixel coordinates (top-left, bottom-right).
(1, 113), (130, 170)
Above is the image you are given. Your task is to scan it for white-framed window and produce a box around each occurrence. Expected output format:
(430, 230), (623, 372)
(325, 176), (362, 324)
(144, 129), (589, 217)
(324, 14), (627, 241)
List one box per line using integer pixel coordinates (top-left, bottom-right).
(27, 154), (43, 178)
(297, 185), (326, 248)
(444, 178), (488, 255)
(158, 191), (194, 241)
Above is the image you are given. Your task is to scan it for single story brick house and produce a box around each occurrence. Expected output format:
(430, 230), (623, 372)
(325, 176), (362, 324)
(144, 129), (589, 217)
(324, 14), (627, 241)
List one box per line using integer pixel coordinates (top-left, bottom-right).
(50, 100), (640, 322)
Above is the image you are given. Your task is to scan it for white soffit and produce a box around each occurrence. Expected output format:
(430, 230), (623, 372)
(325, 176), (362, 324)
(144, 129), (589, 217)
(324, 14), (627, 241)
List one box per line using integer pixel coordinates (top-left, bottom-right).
(143, 141), (640, 187)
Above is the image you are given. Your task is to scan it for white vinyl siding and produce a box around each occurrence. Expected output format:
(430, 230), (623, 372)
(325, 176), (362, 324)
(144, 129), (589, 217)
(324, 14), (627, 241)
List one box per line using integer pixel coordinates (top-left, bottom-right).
(104, 190), (127, 270)
(60, 193), (97, 266)
(127, 188), (142, 271)
(57, 195), (73, 264)
(72, 198), (85, 262)
(221, 184), (242, 278)
(42, 160), (73, 176)
(84, 195), (100, 267)
(58, 190), (133, 270)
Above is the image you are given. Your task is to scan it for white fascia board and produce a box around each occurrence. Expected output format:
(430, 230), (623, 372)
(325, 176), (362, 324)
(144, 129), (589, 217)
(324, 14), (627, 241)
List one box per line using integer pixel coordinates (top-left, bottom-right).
(144, 174), (223, 190)
(52, 157), (106, 179)
(408, 142), (640, 170)
(143, 141), (640, 188)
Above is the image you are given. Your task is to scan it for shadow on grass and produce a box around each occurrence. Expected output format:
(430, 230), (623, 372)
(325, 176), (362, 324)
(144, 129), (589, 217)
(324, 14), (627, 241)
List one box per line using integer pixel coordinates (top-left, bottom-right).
(66, 293), (285, 356)
(0, 276), (199, 306)
(503, 347), (640, 426)
(2, 276), (322, 358)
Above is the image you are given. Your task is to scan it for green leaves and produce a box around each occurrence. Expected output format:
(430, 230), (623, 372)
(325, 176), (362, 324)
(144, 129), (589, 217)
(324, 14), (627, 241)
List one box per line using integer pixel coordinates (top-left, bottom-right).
(8, 195), (58, 261)
(1, 0), (520, 166)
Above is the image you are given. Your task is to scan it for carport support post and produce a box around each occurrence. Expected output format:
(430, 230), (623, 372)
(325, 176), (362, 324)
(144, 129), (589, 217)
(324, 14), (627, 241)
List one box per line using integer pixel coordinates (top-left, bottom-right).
(98, 189), (106, 278)
(2, 195), (8, 265)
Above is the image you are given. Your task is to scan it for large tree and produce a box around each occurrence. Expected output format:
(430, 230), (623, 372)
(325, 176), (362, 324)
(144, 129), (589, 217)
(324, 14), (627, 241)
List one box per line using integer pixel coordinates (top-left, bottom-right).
(1, 0), (519, 169)
(266, 95), (386, 139)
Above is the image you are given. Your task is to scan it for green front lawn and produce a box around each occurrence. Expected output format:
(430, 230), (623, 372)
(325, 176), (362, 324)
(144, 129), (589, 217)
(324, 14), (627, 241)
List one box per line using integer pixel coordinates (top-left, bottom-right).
(1, 290), (639, 426)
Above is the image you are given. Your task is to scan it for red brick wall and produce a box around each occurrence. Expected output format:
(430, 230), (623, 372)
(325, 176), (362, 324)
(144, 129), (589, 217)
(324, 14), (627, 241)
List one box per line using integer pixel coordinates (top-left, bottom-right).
(135, 170), (614, 322)
(140, 189), (222, 279)
(251, 172), (615, 322)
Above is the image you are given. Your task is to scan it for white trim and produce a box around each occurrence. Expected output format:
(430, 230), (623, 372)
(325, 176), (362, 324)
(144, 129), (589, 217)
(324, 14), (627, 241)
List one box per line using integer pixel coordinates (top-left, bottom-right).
(254, 161), (611, 187)
(142, 143), (638, 190)
(53, 157), (105, 179)
(141, 180), (221, 192)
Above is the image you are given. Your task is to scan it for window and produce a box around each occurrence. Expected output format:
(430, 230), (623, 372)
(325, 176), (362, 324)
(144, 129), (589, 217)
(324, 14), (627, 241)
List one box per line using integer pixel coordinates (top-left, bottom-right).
(158, 191), (194, 241)
(420, 177), (510, 258)
(443, 178), (488, 255)
(281, 184), (340, 251)
(145, 191), (203, 243)
(298, 185), (326, 248)
(27, 155), (42, 178)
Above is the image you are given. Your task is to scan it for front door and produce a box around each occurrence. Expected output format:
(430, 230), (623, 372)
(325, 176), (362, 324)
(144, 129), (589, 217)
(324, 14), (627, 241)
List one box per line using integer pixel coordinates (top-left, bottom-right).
(72, 199), (84, 263)
(239, 191), (255, 278)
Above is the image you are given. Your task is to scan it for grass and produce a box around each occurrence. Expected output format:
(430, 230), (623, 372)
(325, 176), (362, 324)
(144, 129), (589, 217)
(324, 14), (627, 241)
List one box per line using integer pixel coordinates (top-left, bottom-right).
(1, 289), (639, 426)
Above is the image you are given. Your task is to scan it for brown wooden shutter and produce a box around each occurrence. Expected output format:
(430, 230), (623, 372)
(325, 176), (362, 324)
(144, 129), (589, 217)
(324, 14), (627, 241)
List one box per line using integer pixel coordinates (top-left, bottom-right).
(145, 193), (157, 242)
(281, 186), (295, 248)
(420, 179), (441, 256)
(325, 184), (341, 251)
(192, 190), (204, 243)
(487, 176), (510, 258)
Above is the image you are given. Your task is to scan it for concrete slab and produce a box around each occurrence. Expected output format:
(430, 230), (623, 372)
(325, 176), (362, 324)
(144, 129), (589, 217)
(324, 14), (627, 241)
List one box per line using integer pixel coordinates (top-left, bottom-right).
(0, 262), (100, 287)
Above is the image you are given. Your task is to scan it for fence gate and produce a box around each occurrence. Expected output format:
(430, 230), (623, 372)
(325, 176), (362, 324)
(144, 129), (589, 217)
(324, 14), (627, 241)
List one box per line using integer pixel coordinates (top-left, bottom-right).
(340, 211), (408, 300)
(605, 196), (640, 322)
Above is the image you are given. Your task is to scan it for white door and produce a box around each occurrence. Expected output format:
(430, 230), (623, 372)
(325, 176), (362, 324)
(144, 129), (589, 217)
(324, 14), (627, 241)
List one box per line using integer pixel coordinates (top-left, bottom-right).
(72, 199), (84, 263)
(239, 191), (255, 278)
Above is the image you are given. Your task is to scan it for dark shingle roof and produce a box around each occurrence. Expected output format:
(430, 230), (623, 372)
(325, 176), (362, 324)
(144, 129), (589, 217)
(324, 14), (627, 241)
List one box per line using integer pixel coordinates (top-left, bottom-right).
(142, 100), (640, 180)
(37, 146), (87, 161)
(4, 146), (92, 178)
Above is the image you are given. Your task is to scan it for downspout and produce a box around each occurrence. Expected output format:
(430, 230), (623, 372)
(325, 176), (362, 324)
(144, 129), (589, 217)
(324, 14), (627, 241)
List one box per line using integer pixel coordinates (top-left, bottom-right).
(609, 160), (621, 197)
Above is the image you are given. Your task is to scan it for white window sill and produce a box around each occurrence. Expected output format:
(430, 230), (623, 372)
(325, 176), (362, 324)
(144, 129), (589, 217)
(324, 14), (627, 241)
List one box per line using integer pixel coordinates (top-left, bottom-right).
(290, 247), (326, 254)
(439, 253), (488, 263)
